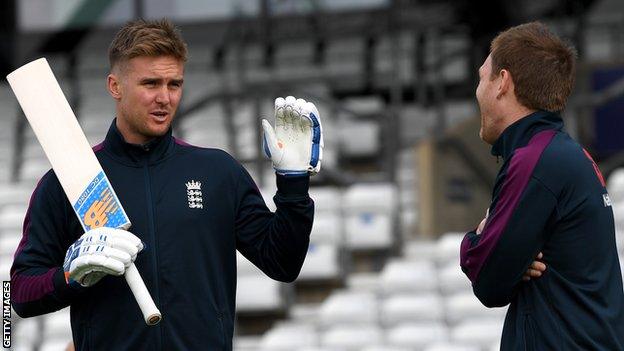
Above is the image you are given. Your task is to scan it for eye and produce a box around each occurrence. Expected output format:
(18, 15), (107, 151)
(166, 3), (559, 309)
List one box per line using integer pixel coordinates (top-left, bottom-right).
(169, 81), (183, 89)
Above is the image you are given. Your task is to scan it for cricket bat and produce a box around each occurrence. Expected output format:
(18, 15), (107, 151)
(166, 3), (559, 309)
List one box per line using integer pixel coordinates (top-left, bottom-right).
(6, 58), (161, 326)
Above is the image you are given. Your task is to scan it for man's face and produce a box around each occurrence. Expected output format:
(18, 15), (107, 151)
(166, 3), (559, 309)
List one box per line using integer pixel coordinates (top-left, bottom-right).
(475, 54), (502, 145)
(109, 55), (184, 144)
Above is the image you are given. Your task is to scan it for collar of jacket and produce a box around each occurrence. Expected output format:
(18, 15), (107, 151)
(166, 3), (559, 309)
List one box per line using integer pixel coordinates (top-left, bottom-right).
(101, 118), (175, 165)
(490, 110), (564, 160)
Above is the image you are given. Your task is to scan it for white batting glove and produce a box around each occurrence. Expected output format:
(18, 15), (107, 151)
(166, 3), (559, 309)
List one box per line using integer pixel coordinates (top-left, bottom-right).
(262, 96), (324, 176)
(63, 227), (144, 287)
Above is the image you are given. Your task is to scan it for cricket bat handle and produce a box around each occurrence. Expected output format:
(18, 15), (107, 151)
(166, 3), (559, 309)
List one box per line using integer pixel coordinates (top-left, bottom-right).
(125, 263), (162, 325)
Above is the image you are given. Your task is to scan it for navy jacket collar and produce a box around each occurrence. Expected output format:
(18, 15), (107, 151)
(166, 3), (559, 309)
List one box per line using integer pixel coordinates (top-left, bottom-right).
(102, 118), (175, 164)
(491, 110), (564, 160)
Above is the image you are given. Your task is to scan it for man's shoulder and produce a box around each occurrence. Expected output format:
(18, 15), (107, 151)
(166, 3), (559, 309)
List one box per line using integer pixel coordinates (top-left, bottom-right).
(172, 137), (240, 165)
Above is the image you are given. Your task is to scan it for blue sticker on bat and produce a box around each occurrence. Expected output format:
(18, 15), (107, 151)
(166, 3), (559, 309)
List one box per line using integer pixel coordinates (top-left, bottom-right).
(73, 171), (129, 231)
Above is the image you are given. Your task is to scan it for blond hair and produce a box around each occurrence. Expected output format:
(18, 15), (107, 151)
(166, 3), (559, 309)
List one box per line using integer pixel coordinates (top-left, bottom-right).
(108, 18), (187, 71)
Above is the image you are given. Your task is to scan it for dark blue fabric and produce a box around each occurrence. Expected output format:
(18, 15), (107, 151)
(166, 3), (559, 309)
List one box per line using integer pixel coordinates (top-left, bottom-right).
(461, 111), (624, 350)
(11, 120), (314, 350)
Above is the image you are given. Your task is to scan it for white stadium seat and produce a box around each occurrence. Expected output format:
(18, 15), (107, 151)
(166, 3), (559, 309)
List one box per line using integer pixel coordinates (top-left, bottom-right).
(0, 185), (32, 208)
(237, 245), (286, 313)
(0, 205), (27, 233)
(40, 338), (73, 351)
(361, 347), (411, 351)
(379, 259), (438, 294)
(438, 262), (472, 295)
(386, 322), (448, 348)
(310, 213), (342, 245)
(319, 290), (379, 326)
(236, 275), (284, 313)
(43, 310), (72, 340)
(381, 293), (444, 325)
(309, 187), (342, 213)
(607, 168), (624, 203)
(424, 342), (480, 351)
(451, 318), (504, 348)
(321, 324), (383, 350)
(343, 184), (397, 250)
(345, 212), (393, 250)
(0, 232), (22, 257)
(436, 232), (465, 264)
(259, 322), (318, 350)
(346, 272), (382, 293)
(444, 292), (507, 324)
(299, 243), (341, 281)
(403, 240), (438, 261)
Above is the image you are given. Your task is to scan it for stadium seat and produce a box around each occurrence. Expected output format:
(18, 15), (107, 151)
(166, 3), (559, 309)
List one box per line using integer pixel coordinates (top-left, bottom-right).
(42, 310), (72, 340)
(403, 240), (439, 261)
(379, 259), (438, 294)
(299, 243), (341, 281)
(607, 168), (624, 202)
(321, 324), (383, 350)
(386, 322), (448, 348)
(236, 275), (285, 313)
(236, 252), (287, 313)
(343, 183), (396, 250)
(319, 290), (378, 326)
(435, 233), (465, 264)
(259, 322), (318, 350)
(0, 260), (11, 281)
(310, 212), (342, 245)
(19, 159), (51, 184)
(380, 293), (444, 325)
(361, 347), (411, 351)
(451, 318), (504, 347)
(345, 212), (393, 250)
(39, 338), (73, 351)
(438, 262), (471, 295)
(423, 342), (480, 351)
(444, 292), (507, 324)
(339, 119), (380, 157)
(346, 272), (382, 292)
(0, 184), (33, 208)
(0, 205), (27, 233)
(309, 187), (342, 213)
(0, 232), (21, 257)
(233, 335), (262, 351)
(289, 303), (322, 324)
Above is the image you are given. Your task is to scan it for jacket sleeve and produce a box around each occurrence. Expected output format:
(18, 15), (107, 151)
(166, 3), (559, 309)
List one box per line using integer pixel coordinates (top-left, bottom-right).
(10, 171), (86, 317)
(234, 168), (313, 283)
(460, 171), (558, 308)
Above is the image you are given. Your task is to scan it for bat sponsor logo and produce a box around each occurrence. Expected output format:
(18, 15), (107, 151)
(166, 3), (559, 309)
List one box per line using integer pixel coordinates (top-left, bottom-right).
(74, 171), (129, 230)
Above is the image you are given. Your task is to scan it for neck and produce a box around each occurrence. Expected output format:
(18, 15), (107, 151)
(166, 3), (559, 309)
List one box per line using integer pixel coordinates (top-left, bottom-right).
(496, 104), (536, 140)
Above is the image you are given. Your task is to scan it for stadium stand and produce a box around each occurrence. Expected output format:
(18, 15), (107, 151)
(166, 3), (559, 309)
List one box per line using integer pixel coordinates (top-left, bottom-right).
(2, 0), (624, 350)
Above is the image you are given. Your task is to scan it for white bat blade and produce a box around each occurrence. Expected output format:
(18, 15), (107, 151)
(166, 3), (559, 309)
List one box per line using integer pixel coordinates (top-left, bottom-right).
(7, 57), (161, 325)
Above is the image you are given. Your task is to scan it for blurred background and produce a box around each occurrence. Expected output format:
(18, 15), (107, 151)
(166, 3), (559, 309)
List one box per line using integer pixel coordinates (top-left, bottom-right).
(1, 0), (623, 350)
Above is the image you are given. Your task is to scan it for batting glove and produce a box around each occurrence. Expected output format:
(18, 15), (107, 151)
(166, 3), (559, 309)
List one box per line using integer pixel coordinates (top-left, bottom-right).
(63, 227), (144, 287)
(262, 96), (323, 176)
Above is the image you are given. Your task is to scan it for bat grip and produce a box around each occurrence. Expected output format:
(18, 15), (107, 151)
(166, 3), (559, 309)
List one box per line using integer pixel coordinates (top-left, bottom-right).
(125, 263), (162, 325)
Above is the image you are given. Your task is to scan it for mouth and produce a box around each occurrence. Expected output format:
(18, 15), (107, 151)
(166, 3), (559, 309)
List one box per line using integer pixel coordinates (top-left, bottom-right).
(150, 111), (169, 122)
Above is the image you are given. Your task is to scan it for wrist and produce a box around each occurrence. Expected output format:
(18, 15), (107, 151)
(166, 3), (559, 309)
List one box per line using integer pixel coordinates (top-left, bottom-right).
(276, 173), (310, 196)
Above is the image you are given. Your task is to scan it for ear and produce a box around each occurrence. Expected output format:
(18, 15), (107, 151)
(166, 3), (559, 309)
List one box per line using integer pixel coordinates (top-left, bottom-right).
(497, 69), (512, 99)
(107, 73), (122, 100)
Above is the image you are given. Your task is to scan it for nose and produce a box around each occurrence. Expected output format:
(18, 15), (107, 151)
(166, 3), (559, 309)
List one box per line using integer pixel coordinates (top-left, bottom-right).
(155, 86), (170, 105)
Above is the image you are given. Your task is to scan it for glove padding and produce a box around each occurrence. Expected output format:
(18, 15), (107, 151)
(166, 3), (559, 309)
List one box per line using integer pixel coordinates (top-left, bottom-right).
(262, 96), (323, 176)
(63, 227), (144, 287)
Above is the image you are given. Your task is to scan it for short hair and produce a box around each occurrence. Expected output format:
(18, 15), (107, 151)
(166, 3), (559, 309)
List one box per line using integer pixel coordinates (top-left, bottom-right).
(490, 22), (577, 112)
(108, 18), (188, 71)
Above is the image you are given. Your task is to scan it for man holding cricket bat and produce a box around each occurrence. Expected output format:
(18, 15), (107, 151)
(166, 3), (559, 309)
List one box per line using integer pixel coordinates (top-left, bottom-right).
(460, 22), (624, 349)
(10, 19), (321, 350)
